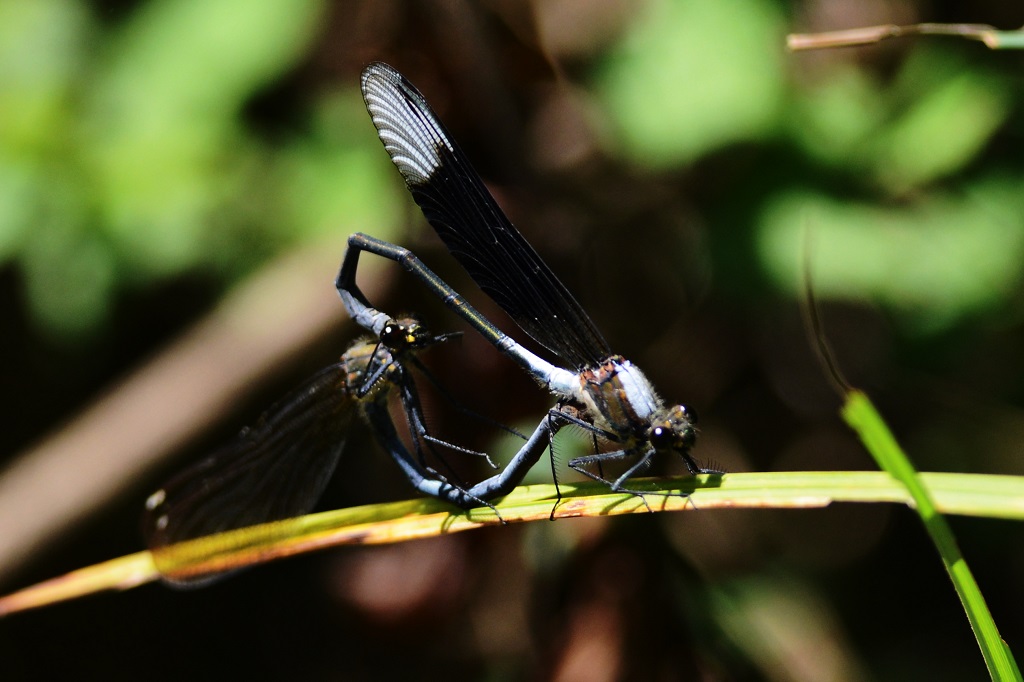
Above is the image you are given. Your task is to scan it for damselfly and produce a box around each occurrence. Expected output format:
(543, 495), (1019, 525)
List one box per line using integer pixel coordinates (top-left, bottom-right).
(338, 63), (709, 507)
(143, 315), (502, 584)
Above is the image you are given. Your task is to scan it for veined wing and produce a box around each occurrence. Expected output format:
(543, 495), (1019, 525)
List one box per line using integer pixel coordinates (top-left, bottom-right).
(143, 363), (354, 585)
(361, 62), (611, 371)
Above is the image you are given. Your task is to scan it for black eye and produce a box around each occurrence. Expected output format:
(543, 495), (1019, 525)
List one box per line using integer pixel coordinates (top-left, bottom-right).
(678, 404), (698, 425)
(649, 425), (673, 450)
(380, 322), (407, 349)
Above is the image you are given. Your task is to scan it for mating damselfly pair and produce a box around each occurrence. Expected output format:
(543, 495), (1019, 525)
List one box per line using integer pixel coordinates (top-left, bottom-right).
(144, 63), (711, 583)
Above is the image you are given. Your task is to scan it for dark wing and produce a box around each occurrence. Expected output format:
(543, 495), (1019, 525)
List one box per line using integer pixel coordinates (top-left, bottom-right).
(361, 62), (611, 371)
(143, 364), (354, 585)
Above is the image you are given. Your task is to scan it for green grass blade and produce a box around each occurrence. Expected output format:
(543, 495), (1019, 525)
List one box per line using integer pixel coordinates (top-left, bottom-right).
(2, 469), (1023, 616)
(842, 390), (1021, 682)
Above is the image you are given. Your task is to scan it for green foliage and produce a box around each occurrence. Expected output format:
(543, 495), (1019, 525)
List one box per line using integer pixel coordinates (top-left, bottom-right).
(5, 0), (1017, 347)
(759, 179), (1024, 334)
(596, 0), (786, 166)
(792, 46), (1010, 189)
(593, 1), (1020, 340)
(872, 49), (1008, 190)
(0, 0), (399, 338)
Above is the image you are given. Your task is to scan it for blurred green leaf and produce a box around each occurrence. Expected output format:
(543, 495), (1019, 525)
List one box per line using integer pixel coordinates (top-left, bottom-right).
(0, 162), (35, 261)
(872, 49), (1009, 191)
(84, 0), (327, 276)
(275, 90), (402, 243)
(0, 0), (93, 270)
(758, 177), (1024, 333)
(22, 222), (116, 336)
(0, 0), (92, 152)
(0, 0), (354, 338)
(790, 64), (887, 170)
(94, 0), (325, 119)
(595, 0), (785, 167)
(791, 47), (1009, 193)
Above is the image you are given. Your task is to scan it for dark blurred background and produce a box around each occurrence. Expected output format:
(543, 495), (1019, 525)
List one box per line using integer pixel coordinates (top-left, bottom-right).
(2, 0), (1024, 679)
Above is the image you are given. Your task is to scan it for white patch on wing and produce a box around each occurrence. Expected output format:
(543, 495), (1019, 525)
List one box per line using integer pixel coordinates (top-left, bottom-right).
(362, 67), (451, 185)
(145, 489), (166, 510)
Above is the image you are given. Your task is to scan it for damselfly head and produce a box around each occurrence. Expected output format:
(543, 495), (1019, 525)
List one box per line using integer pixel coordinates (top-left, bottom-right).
(380, 318), (430, 351)
(380, 317), (463, 354)
(648, 404), (698, 455)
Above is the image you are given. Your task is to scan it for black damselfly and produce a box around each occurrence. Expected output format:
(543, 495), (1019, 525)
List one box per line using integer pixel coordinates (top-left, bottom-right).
(143, 314), (505, 585)
(338, 62), (708, 508)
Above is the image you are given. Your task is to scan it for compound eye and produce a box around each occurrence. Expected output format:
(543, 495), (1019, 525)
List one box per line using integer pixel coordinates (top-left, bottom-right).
(380, 322), (409, 350)
(649, 424), (673, 451)
(678, 404), (698, 425)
